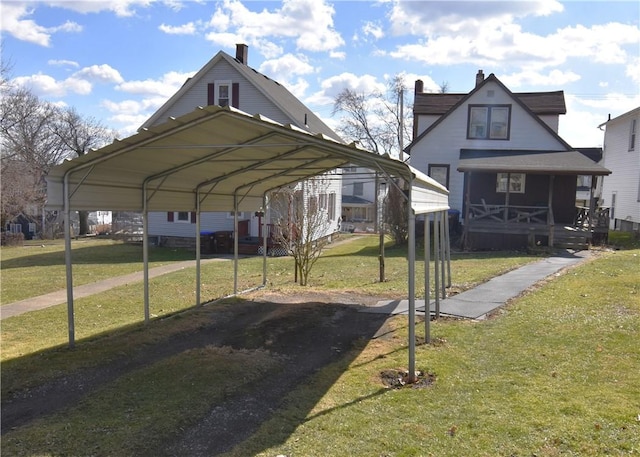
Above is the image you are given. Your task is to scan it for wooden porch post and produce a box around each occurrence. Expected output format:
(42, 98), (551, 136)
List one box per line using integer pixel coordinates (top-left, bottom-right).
(504, 173), (511, 222)
(463, 172), (471, 250)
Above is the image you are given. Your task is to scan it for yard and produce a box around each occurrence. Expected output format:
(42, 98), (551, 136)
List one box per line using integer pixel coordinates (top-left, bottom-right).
(1, 234), (638, 456)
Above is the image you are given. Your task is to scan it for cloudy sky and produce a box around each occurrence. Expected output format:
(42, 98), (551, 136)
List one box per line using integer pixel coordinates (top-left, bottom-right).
(2, 0), (639, 148)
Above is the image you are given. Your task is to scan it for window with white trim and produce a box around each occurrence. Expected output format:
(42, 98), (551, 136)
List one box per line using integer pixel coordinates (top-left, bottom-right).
(496, 173), (525, 193)
(215, 80), (231, 107)
(630, 118), (637, 151)
(468, 105), (511, 140)
(177, 212), (190, 222)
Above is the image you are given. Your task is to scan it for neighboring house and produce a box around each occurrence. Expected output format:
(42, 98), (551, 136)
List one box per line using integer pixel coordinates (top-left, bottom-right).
(406, 70), (610, 250)
(599, 107), (640, 232)
(140, 44), (342, 251)
(340, 165), (377, 230)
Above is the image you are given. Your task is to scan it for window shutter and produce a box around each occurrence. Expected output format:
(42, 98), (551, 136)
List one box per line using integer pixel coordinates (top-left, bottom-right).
(207, 83), (215, 106)
(167, 212), (174, 222)
(232, 83), (239, 108)
(191, 212), (196, 223)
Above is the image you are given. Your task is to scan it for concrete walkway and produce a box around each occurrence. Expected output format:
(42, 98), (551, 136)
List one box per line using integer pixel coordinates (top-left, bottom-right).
(0, 258), (229, 320)
(363, 250), (591, 319)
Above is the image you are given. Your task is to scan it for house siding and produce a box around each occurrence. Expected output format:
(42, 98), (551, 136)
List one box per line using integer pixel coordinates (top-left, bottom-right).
(143, 49), (343, 242)
(600, 108), (640, 230)
(410, 80), (568, 216)
(148, 60), (292, 128)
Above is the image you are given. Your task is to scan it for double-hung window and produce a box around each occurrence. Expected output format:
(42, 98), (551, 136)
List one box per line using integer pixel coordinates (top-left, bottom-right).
(215, 80), (231, 107)
(629, 118), (637, 151)
(496, 173), (525, 193)
(468, 105), (511, 140)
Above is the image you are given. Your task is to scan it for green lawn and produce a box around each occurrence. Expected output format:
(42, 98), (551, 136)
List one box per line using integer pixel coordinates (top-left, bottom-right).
(1, 234), (638, 456)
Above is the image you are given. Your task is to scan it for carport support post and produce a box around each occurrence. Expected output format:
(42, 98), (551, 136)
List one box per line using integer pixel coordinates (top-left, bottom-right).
(434, 211), (441, 319)
(195, 196), (202, 306)
(407, 181), (417, 384)
(262, 194), (268, 286)
(440, 210), (446, 298)
(63, 175), (75, 348)
(233, 193), (239, 294)
(142, 204), (150, 323)
(445, 210), (452, 288)
(424, 211), (431, 344)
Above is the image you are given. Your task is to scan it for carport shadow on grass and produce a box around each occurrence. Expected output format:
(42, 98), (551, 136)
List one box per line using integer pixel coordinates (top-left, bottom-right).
(1, 297), (392, 456)
(0, 243), (196, 270)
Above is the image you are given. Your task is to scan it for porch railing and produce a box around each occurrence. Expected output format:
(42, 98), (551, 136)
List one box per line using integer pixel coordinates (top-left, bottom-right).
(468, 203), (550, 225)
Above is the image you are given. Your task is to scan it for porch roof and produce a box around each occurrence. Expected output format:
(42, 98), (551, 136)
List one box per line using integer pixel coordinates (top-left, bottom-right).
(457, 149), (611, 175)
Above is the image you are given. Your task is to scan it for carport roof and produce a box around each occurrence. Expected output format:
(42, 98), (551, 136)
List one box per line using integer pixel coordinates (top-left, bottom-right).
(46, 105), (448, 214)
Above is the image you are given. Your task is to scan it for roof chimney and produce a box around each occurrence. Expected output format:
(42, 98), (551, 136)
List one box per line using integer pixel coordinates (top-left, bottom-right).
(475, 69), (484, 87)
(414, 79), (424, 95)
(236, 44), (248, 64)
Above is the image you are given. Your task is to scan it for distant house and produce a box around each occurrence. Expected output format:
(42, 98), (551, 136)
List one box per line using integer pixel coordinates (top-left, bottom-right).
(599, 107), (640, 233)
(340, 165), (377, 231)
(406, 70), (610, 250)
(140, 44), (343, 251)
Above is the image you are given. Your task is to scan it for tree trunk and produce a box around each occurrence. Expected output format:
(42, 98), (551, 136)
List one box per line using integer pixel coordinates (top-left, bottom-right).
(78, 210), (89, 235)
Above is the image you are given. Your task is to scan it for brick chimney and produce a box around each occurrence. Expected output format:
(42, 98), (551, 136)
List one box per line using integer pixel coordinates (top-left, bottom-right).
(414, 79), (424, 95)
(236, 44), (248, 64)
(475, 69), (484, 87)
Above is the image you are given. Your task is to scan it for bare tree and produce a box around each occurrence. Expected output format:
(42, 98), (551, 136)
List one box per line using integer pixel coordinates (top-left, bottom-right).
(333, 74), (412, 245)
(0, 88), (67, 231)
(52, 107), (116, 234)
(270, 178), (335, 286)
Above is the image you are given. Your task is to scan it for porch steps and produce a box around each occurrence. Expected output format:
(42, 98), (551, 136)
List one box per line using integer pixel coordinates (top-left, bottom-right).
(553, 227), (589, 250)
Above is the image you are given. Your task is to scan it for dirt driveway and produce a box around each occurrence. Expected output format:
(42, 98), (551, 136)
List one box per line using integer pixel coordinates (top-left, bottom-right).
(1, 290), (393, 456)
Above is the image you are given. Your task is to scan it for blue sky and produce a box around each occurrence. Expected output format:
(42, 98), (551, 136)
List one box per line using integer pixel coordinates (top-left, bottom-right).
(2, 0), (639, 148)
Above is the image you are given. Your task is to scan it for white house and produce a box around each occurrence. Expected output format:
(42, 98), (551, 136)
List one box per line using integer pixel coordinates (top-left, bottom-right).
(599, 107), (640, 232)
(140, 44), (343, 251)
(340, 165), (377, 229)
(406, 70), (610, 250)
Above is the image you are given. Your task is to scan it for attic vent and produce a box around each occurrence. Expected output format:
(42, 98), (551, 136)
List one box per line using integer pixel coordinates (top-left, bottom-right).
(487, 90), (495, 97)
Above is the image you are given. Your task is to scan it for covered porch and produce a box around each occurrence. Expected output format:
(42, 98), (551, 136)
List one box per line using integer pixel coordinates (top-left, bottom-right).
(458, 149), (611, 250)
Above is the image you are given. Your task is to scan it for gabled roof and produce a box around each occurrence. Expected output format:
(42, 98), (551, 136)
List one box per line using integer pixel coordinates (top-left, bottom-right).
(413, 91), (566, 116)
(141, 49), (342, 142)
(406, 74), (572, 153)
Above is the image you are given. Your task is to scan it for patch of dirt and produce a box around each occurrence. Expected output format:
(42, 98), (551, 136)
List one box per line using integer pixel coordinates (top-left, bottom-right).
(379, 368), (436, 389)
(1, 290), (394, 456)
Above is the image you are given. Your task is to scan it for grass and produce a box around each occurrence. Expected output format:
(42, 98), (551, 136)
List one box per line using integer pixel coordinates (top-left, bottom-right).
(226, 246), (640, 456)
(1, 233), (638, 456)
(1, 238), (195, 303)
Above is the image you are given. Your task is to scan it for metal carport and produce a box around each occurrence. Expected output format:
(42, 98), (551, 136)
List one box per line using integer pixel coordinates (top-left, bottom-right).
(46, 105), (449, 380)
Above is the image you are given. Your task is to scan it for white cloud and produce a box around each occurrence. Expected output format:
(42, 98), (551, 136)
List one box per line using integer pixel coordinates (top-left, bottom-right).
(626, 59), (640, 85)
(48, 59), (80, 68)
(560, 92), (640, 147)
(259, 54), (315, 97)
(306, 72), (386, 106)
(259, 54), (314, 80)
(47, 0), (154, 17)
(206, 0), (344, 55)
(74, 64), (125, 84)
(1, 3), (55, 46)
(12, 72), (91, 97)
(501, 69), (581, 88)
(159, 22), (197, 35)
(386, 0), (639, 80)
(116, 71), (194, 97)
(362, 21), (384, 41)
(388, 0), (563, 37)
